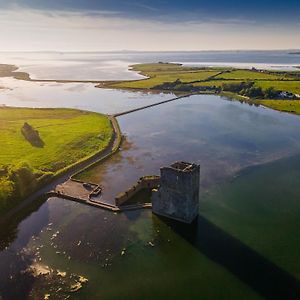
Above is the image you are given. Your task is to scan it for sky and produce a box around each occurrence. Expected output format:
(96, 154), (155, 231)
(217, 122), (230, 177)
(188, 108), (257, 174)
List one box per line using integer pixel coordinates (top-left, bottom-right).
(0, 0), (299, 51)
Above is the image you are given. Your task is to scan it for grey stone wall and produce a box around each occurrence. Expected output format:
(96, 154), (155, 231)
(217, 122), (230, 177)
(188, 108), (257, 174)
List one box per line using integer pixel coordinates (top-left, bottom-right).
(115, 176), (160, 206)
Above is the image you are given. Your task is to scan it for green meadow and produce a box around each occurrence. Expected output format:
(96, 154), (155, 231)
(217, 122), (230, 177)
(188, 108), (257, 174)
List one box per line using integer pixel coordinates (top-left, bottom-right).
(0, 107), (113, 214)
(256, 100), (300, 114)
(106, 63), (222, 89)
(214, 69), (288, 80)
(254, 80), (300, 95)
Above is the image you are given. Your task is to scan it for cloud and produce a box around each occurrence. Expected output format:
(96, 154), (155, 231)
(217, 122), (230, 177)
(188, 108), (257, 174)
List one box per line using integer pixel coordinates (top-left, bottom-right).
(0, 7), (299, 51)
(127, 2), (159, 12)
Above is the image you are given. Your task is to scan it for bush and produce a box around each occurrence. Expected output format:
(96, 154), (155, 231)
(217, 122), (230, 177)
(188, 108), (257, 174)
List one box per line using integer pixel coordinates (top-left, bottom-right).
(8, 162), (39, 197)
(222, 81), (254, 93)
(244, 86), (264, 98)
(0, 177), (14, 209)
(0, 162), (53, 213)
(222, 81), (285, 99)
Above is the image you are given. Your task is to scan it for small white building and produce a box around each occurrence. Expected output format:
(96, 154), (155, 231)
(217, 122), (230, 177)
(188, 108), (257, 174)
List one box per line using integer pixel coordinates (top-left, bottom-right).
(279, 91), (295, 99)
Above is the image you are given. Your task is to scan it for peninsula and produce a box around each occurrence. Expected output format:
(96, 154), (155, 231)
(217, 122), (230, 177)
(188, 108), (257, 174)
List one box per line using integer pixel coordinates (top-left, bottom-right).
(0, 107), (114, 215)
(99, 63), (300, 115)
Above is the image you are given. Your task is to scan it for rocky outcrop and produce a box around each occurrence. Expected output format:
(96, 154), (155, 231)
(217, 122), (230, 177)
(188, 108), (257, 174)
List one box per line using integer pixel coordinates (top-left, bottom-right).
(21, 122), (44, 147)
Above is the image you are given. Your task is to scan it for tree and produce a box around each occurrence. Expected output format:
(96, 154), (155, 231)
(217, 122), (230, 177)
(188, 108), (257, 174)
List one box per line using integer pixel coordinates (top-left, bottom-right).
(265, 87), (278, 99)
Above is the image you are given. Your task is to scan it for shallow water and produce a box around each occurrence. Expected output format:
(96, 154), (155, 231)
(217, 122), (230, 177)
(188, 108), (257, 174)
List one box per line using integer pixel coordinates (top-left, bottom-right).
(2, 154), (300, 299)
(0, 77), (174, 115)
(79, 94), (300, 204)
(0, 50), (299, 80)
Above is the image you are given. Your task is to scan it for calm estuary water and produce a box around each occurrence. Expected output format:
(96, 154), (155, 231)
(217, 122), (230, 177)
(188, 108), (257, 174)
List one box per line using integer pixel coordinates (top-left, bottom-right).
(0, 50), (300, 80)
(1, 95), (300, 299)
(80, 95), (300, 204)
(1, 52), (300, 299)
(0, 77), (174, 115)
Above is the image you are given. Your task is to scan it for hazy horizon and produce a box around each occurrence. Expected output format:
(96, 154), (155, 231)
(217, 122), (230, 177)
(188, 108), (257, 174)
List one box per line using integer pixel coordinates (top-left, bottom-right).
(0, 49), (300, 53)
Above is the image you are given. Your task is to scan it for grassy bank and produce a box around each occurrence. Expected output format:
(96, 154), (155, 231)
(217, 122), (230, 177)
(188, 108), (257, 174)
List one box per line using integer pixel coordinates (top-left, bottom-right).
(100, 63), (300, 115)
(255, 100), (300, 115)
(0, 107), (113, 215)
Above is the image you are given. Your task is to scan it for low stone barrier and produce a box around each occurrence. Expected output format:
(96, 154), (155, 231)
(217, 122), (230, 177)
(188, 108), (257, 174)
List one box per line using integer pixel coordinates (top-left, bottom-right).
(115, 176), (160, 206)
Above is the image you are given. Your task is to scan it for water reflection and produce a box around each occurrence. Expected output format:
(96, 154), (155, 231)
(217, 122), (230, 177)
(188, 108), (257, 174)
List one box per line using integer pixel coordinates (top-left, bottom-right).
(2, 93), (300, 298)
(0, 77), (174, 115)
(79, 94), (300, 204)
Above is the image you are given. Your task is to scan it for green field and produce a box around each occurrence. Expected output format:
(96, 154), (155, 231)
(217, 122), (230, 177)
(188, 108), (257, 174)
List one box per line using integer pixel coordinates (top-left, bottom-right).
(256, 100), (300, 114)
(193, 79), (243, 87)
(214, 69), (290, 80)
(107, 63), (222, 89)
(0, 107), (113, 214)
(111, 70), (220, 89)
(255, 80), (300, 95)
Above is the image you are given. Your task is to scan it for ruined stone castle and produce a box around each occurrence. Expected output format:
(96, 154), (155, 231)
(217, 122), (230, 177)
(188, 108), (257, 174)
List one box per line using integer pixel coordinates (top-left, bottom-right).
(152, 162), (200, 223)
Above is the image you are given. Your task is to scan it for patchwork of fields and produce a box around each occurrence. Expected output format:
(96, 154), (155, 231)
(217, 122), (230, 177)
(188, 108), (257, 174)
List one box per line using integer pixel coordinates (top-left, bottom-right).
(103, 63), (300, 114)
(104, 63), (299, 91)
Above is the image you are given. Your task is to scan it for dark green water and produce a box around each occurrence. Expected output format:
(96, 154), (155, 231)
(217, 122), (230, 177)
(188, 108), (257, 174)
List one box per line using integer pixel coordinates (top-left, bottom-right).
(1, 95), (300, 299)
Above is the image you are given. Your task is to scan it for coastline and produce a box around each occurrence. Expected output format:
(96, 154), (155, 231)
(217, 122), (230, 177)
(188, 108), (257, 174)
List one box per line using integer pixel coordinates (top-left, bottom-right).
(1, 61), (300, 220)
(1, 63), (300, 111)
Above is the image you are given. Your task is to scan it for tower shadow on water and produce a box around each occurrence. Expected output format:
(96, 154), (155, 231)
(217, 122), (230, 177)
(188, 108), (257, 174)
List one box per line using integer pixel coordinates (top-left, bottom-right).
(158, 215), (300, 300)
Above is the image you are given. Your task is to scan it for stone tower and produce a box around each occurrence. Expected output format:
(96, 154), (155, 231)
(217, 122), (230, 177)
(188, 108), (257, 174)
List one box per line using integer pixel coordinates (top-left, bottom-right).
(152, 162), (200, 223)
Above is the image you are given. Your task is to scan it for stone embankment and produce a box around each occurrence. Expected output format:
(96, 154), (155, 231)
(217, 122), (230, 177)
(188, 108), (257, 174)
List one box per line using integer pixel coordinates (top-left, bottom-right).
(115, 176), (160, 206)
(51, 175), (159, 212)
